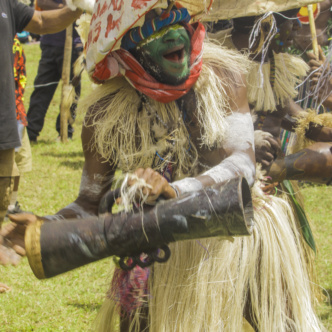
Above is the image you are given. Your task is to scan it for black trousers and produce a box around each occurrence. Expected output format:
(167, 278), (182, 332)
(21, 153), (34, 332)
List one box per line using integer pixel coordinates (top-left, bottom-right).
(27, 43), (81, 140)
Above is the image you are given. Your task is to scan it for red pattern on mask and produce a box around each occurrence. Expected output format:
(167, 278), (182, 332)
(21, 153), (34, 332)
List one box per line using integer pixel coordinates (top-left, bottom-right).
(92, 22), (205, 104)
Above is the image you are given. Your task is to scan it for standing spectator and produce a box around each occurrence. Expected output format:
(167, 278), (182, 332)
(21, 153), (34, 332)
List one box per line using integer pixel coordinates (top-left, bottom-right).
(27, 0), (82, 142)
(7, 35), (33, 215)
(0, 0), (83, 291)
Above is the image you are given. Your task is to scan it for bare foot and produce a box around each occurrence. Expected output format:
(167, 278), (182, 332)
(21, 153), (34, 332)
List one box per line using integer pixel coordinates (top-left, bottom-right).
(0, 282), (11, 293)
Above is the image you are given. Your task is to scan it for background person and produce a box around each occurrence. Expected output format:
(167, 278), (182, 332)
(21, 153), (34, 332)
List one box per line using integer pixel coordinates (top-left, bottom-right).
(27, 0), (82, 143)
(6, 35), (33, 216)
(0, 0), (83, 290)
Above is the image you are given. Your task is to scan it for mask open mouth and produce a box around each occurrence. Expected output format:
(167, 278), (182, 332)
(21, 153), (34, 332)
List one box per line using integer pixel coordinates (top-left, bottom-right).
(163, 45), (185, 62)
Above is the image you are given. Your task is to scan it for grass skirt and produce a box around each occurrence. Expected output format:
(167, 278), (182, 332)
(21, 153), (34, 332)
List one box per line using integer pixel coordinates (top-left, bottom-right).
(95, 182), (323, 331)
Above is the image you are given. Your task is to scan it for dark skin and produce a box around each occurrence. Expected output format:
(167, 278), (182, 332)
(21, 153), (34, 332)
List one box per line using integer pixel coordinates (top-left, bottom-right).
(232, 12), (332, 172)
(232, 15), (299, 170)
(1, 26), (254, 276)
(269, 142), (332, 184)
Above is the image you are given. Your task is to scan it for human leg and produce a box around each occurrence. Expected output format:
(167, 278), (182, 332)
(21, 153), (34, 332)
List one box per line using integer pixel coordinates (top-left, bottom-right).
(0, 148), (21, 269)
(0, 149), (18, 225)
(27, 44), (60, 141)
(8, 125), (32, 214)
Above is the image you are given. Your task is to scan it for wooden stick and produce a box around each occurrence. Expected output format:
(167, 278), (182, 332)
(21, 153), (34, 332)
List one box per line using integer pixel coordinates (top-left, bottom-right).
(164, 0), (175, 15)
(60, 25), (73, 143)
(307, 4), (319, 57)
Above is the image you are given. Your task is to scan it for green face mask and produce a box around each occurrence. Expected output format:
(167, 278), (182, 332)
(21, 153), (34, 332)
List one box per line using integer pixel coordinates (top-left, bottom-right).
(133, 24), (191, 85)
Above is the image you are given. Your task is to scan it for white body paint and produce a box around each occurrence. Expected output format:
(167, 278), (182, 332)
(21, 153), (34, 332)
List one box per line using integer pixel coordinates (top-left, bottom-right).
(79, 170), (112, 198)
(172, 177), (204, 195)
(203, 112), (255, 186)
(172, 112), (255, 193)
(223, 112), (254, 151)
(203, 152), (256, 186)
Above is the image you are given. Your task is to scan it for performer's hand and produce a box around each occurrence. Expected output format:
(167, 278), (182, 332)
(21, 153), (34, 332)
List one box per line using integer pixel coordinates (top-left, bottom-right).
(262, 182), (279, 195)
(128, 168), (177, 205)
(254, 131), (281, 170)
(0, 213), (37, 260)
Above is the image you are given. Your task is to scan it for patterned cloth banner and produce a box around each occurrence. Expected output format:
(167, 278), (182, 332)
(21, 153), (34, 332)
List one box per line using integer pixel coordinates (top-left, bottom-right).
(85, 0), (324, 81)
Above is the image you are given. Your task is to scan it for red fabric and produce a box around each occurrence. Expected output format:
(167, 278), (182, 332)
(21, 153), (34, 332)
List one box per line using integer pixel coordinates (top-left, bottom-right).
(93, 57), (112, 83)
(92, 22), (205, 103)
(13, 36), (27, 126)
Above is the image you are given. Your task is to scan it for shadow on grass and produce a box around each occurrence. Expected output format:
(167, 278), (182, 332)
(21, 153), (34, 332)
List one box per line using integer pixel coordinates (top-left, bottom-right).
(41, 151), (84, 158)
(67, 302), (102, 311)
(58, 160), (84, 170)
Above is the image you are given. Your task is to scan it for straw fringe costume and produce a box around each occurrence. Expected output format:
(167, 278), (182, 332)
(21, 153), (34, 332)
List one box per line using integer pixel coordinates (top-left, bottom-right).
(211, 24), (322, 300)
(82, 42), (245, 179)
(77, 36), (324, 331)
(292, 109), (332, 153)
(209, 29), (309, 113)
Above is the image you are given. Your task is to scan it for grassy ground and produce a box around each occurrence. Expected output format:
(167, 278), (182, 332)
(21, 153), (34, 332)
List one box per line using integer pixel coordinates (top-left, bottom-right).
(0, 43), (331, 331)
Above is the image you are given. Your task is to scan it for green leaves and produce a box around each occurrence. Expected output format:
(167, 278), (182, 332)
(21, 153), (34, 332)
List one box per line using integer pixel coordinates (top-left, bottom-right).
(282, 180), (316, 254)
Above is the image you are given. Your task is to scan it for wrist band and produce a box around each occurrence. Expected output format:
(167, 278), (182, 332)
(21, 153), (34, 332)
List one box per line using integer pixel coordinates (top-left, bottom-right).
(171, 177), (204, 195)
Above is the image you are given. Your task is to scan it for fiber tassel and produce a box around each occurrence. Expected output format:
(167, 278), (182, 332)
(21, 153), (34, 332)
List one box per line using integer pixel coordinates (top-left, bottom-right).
(292, 109), (332, 152)
(75, 13), (92, 46)
(246, 52), (309, 112)
(107, 262), (150, 315)
(73, 53), (85, 79)
(62, 84), (76, 125)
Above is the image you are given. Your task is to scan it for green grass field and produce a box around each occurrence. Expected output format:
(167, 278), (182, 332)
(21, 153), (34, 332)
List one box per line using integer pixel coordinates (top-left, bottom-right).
(0, 43), (331, 331)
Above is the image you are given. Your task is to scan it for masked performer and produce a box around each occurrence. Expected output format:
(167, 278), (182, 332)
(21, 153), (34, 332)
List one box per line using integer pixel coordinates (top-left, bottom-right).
(209, 10), (331, 173)
(7, 1), (323, 331)
(209, 5), (331, 301)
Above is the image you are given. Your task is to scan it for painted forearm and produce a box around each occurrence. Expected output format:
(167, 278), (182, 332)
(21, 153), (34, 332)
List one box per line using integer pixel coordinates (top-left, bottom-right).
(269, 143), (332, 184)
(44, 202), (96, 221)
(172, 112), (255, 195)
(45, 169), (113, 220)
(203, 152), (255, 185)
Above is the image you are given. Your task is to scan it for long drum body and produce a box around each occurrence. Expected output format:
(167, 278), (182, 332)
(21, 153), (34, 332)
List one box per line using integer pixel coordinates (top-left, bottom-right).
(25, 177), (254, 279)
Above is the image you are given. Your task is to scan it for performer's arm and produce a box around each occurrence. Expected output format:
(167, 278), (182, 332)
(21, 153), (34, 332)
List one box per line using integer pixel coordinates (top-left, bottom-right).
(126, 79), (255, 202)
(47, 122), (116, 220)
(172, 81), (255, 195)
(281, 99), (332, 142)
